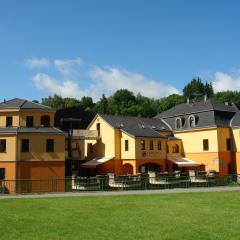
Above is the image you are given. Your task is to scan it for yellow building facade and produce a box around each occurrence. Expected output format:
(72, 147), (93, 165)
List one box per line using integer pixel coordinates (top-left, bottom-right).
(83, 114), (182, 175)
(157, 99), (238, 175)
(82, 99), (240, 176)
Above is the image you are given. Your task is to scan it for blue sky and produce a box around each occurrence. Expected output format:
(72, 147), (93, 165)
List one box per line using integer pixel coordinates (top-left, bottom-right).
(1, 0), (240, 101)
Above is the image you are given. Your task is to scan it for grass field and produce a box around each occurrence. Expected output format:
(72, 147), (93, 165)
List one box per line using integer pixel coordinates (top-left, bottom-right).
(1, 191), (240, 240)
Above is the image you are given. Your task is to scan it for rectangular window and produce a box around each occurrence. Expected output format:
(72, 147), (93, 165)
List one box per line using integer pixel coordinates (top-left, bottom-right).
(226, 138), (232, 151)
(26, 116), (34, 127)
(21, 139), (29, 152)
(96, 123), (100, 136)
(6, 116), (13, 127)
(150, 140), (154, 150)
(0, 168), (5, 180)
(125, 140), (129, 151)
(46, 139), (54, 152)
(0, 140), (6, 153)
(141, 140), (145, 150)
(203, 139), (209, 151)
(172, 144), (179, 153)
(158, 141), (162, 150)
(88, 143), (93, 153)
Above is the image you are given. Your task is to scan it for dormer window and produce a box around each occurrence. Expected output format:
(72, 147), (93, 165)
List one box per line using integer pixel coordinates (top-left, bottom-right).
(175, 118), (182, 129)
(188, 115), (195, 128)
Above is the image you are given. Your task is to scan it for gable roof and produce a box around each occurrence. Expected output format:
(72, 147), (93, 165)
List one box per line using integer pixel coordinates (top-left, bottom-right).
(155, 99), (239, 131)
(99, 114), (170, 138)
(157, 99), (238, 119)
(231, 112), (240, 128)
(0, 98), (53, 110)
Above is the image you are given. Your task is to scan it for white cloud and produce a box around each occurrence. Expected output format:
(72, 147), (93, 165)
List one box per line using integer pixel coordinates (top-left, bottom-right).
(54, 57), (83, 78)
(24, 57), (50, 69)
(32, 73), (85, 99)
(28, 57), (180, 101)
(88, 66), (180, 98)
(212, 71), (240, 92)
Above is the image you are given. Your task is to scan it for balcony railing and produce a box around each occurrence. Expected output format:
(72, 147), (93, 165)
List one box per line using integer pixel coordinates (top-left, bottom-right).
(71, 130), (101, 139)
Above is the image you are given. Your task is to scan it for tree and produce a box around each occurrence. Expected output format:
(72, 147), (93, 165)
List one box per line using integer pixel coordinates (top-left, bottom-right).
(214, 91), (240, 109)
(42, 95), (65, 109)
(112, 89), (136, 115)
(80, 97), (95, 110)
(155, 94), (185, 113)
(183, 77), (214, 101)
(204, 82), (214, 98)
(94, 94), (109, 114)
(64, 98), (81, 108)
(183, 77), (205, 100)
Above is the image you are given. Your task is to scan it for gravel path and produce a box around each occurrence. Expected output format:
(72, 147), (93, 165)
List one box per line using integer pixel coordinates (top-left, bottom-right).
(1, 186), (240, 199)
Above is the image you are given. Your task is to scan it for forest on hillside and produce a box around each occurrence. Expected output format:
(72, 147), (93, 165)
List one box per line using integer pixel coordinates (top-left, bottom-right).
(40, 78), (240, 118)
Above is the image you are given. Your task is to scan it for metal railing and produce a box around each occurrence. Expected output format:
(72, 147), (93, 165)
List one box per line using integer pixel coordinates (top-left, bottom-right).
(0, 174), (239, 194)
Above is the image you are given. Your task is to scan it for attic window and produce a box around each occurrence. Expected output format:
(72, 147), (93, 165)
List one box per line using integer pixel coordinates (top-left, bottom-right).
(141, 124), (145, 129)
(188, 115), (196, 128)
(175, 118), (182, 129)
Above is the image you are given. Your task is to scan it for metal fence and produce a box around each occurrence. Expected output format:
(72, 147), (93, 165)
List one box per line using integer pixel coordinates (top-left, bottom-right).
(0, 174), (240, 194)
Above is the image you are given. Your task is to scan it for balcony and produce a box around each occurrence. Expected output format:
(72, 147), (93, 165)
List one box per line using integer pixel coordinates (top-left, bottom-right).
(68, 129), (101, 140)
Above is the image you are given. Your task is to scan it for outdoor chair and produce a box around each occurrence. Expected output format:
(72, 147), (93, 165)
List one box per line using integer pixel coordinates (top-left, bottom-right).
(71, 176), (100, 191)
(148, 171), (170, 185)
(189, 170), (208, 183)
(107, 173), (142, 189)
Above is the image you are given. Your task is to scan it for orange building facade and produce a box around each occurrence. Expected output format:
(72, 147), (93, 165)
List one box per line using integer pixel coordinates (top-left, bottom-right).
(0, 99), (65, 181)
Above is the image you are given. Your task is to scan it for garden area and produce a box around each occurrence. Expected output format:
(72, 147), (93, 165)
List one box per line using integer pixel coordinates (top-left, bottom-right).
(1, 191), (240, 239)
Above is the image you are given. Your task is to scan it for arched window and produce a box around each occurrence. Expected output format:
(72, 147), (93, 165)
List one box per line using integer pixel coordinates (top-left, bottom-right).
(188, 115), (195, 128)
(175, 118), (182, 129)
(41, 115), (50, 127)
(172, 144), (179, 153)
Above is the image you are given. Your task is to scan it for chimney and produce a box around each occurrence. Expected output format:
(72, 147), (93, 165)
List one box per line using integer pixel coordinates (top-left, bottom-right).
(204, 95), (207, 102)
(187, 98), (190, 104)
(224, 102), (229, 106)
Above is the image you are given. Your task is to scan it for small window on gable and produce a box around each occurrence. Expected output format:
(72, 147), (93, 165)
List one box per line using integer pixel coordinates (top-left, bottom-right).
(188, 115), (195, 128)
(125, 140), (129, 151)
(6, 116), (13, 127)
(203, 139), (209, 151)
(175, 118), (182, 129)
(96, 123), (101, 136)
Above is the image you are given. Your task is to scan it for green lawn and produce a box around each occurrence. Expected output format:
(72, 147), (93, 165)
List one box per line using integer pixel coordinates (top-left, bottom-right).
(1, 191), (240, 240)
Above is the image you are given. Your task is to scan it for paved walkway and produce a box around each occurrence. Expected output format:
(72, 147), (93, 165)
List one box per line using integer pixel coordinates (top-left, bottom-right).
(1, 186), (240, 199)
